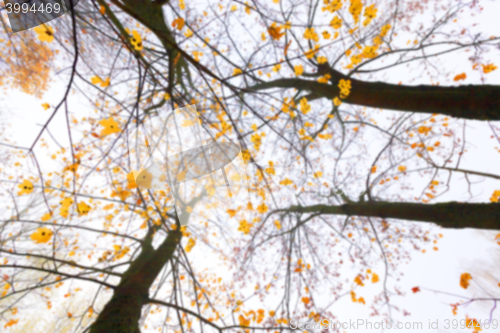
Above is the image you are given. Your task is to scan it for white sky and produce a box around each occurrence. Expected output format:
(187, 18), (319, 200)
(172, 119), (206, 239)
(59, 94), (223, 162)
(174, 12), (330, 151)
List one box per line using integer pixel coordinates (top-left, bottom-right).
(1, 0), (500, 332)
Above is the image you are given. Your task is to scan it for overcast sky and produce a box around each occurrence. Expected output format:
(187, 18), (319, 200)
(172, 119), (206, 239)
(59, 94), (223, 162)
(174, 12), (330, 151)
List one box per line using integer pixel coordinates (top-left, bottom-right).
(1, 0), (500, 332)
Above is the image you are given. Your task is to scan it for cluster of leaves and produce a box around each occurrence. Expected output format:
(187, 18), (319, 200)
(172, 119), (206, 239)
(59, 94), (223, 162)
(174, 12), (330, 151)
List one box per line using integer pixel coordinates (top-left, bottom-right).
(0, 0), (499, 331)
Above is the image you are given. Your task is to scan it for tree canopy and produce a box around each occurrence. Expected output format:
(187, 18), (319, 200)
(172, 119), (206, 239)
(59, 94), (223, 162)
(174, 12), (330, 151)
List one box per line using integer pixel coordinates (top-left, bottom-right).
(0, 0), (499, 332)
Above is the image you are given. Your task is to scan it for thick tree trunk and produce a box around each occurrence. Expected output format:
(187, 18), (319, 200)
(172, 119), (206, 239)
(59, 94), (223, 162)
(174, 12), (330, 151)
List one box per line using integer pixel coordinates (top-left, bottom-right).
(89, 229), (182, 333)
(248, 66), (500, 121)
(286, 201), (500, 230)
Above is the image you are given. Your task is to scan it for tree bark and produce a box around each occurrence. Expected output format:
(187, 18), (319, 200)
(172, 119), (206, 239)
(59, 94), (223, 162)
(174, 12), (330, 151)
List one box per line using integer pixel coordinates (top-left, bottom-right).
(285, 201), (500, 230)
(89, 229), (182, 333)
(247, 65), (500, 121)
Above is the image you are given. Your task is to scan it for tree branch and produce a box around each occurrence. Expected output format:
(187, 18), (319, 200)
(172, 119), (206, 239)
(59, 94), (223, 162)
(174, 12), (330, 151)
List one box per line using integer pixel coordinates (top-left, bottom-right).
(281, 201), (500, 230)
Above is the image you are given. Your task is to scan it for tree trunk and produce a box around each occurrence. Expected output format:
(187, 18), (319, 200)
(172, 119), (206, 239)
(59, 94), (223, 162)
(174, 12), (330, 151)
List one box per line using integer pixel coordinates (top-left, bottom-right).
(89, 229), (182, 333)
(286, 201), (500, 230)
(248, 66), (500, 121)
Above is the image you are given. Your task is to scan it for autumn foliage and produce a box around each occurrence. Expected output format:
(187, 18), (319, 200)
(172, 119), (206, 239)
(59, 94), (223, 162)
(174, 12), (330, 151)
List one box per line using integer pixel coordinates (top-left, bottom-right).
(0, 0), (499, 332)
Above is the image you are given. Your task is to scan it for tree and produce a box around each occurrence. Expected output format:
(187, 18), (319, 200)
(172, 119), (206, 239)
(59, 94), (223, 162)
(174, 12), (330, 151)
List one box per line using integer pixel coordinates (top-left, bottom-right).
(0, 0), (499, 332)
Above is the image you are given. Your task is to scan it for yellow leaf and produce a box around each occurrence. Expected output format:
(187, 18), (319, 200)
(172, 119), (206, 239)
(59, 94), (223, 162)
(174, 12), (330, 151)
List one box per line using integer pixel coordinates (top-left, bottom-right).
(274, 220), (281, 230)
(103, 203), (114, 210)
(130, 30), (143, 51)
(18, 179), (34, 195)
(185, 238), (196, 252)
(380, 24), (392, 37)
(111, 187), (131, 201)
(99, 117), (121, 136)
(233, 68), (242, 76)
(314, 171), (323, 178)
(41, 103), (50, 110)
(60, 205), (70, 218)
(280, 178), (293, 186)
(318, 133), (333, 139)
(91, 76), (103, 85)
(265, 161), (276, 175)
(318, 73), (331, 83)
(349, 0), (363, 25)
(371, 165), (377, 174)
(362, 4), (377, 26)
(338, 79), (352, 99)
(41, 212), (53, 222)
(299, 97), (311, 114)
(126, 171), (138, 189)
(227, 209), (238, 217)
(30, 227), (53, 244)
(244, 2), (252, 14)
(398, 165), (407, 172)
(317, 56), (328, 64)
(60, 197), (74, 207)
(362, 45), (378, 59)
(304, 45), (319, 59)
(294, 65), (304, 76)
(64, 162), (80, 173)
(91, 76), (110, 88)
(373, 36), (383, 45)
(34, 25), (54, 43)
(330, 16), (342, 30)
(257, 203), (268, 214)
(77, 202), (91, 216)
(489, 190), (500, 203)
(371, 273), (379, 283)
(333, 97), (342, 106)
(101, 77), (110, 87)
(192, 50), (203, 61)
(303, 28), (319, 42)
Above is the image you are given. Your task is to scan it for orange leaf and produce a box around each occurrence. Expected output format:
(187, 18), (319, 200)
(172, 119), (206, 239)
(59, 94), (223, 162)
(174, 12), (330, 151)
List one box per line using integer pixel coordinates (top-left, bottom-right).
(172, 17), (185, 30)
(411, 286), (420, 293)
(460, 273), (472, 289)
(284, 40), (292, 56)
(453, 73), (466, 81)
(4, 319), (19, 328)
